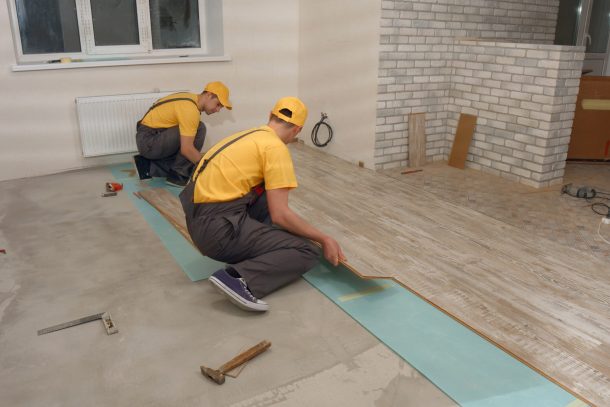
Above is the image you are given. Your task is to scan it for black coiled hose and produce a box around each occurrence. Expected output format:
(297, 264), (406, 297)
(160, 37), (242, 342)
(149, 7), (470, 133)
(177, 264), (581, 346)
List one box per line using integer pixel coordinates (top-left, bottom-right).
(311, 113), (333, 147)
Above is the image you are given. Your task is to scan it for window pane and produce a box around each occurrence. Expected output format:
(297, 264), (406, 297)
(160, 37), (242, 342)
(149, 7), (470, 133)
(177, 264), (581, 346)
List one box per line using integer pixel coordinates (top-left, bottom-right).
(91, 0), (140, 46)
(554, 0), (582, 46)
(150, 0), (201, 49)
(587, 0), (610, 53)
(15, 0), (81, 54)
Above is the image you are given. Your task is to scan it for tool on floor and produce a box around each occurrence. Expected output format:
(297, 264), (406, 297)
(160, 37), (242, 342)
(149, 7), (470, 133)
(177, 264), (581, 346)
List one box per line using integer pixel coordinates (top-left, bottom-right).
(38, 312), (118, 336)
(200, 340), (271, 384)
(401, 169), (423, 175)
(106, 182), (123, 192)
(561, 183), (597, 199)
(101, 182), (123, 197)
(0, 249), (5, 254)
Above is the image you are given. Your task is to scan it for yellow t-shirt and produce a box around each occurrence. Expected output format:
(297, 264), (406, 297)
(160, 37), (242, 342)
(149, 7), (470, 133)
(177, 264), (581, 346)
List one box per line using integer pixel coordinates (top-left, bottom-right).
(140, 92), (200, 137)
(193, 125), (298, 203)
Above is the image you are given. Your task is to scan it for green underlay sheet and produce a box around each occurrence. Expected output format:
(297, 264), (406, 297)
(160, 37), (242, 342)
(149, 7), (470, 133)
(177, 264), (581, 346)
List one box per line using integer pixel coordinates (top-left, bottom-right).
(110, 163), (586, 407)
(303, 266), (584, 407)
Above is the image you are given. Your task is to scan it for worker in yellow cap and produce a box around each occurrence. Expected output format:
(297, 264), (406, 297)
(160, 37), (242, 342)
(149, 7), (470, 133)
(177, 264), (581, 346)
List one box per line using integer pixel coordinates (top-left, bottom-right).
(180, 96), (346, 312)
(134, 81), (232, 187)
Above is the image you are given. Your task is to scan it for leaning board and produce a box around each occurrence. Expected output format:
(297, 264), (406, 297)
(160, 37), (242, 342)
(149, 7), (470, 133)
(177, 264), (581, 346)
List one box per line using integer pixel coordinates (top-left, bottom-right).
(448, 113), (477, 169)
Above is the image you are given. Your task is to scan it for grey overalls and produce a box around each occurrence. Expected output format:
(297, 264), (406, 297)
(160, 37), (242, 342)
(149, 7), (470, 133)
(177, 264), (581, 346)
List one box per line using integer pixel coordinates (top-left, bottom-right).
(179, 129), (320, 298)
(135, 96), (206, 178)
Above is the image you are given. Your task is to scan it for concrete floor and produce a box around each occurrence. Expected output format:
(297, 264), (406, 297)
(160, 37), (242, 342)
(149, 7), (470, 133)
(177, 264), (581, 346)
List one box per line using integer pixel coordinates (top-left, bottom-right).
(0, 167), (457, 406)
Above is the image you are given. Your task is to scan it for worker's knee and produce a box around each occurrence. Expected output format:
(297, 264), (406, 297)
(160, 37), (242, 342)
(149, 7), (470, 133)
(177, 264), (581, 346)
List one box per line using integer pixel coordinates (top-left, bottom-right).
(301, 240), (321, 265)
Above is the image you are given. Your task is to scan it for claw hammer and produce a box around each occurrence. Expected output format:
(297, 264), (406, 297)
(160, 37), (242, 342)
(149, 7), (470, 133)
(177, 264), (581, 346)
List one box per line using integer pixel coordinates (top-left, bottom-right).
(200, 340), (271, 384)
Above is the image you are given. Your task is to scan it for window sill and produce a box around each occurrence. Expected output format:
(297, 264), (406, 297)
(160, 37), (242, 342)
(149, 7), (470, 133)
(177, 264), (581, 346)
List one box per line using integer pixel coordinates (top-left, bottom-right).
(11, 54), (231, 72)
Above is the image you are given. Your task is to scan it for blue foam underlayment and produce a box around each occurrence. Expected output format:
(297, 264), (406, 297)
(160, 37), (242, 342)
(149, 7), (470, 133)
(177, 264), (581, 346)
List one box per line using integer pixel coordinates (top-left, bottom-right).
(109, 162), (584, 407)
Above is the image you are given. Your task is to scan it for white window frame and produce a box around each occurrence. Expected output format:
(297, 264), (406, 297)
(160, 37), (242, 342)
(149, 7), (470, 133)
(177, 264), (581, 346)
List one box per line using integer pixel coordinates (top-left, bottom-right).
(146, 0), (209, 57)
(77, 0), (150, 55)
(7, 0), (211, 64)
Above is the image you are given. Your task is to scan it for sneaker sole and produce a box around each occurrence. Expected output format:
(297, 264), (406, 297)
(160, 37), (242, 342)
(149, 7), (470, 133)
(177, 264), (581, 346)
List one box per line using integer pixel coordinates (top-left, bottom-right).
(209, 276), (269, 312)
(165, 181), (185, 188)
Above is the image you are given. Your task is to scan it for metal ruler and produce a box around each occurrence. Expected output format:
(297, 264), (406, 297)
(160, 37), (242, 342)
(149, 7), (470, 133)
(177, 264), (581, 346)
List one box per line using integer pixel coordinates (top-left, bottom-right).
(38, 312), (118, 335)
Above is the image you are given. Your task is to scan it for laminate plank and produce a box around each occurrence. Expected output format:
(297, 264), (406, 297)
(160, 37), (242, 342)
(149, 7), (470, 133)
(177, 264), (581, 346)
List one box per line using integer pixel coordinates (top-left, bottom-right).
(408, 113), (426, 168)
(289, 144), (610, 406)
(136, 189), (192, 245)
(448, 113), (477, 169)
(136, 145), (609, 406)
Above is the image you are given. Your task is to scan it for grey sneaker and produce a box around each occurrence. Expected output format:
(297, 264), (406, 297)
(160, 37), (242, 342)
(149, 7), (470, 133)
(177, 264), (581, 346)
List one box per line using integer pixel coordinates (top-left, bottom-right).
(209, 269), (269, 312)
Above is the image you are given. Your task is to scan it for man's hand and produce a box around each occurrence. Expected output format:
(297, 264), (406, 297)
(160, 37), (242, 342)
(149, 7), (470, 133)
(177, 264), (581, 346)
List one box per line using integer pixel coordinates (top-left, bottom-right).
(321, 236), (346, 266)
(267, 188), (346, 266)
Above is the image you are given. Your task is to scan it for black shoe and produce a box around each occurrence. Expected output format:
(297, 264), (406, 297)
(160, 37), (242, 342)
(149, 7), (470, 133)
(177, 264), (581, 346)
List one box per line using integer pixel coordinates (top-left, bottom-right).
(133, 155), (152, 180)
(165, 172), (188, 187)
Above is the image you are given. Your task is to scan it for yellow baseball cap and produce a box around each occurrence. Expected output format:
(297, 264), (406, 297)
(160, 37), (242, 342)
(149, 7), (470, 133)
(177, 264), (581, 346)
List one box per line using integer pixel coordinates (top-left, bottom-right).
(204, 81), (232, 110)
(271, 97), (308, 127)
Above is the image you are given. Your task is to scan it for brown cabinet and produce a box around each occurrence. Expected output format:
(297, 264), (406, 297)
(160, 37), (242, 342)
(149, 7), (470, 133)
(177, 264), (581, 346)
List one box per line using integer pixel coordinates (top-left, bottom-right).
(568, 76), (610, 160)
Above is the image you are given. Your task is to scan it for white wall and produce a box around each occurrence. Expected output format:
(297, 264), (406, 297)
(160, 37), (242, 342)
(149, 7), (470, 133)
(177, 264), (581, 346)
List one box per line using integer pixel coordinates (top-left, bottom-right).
(0, 1), (299, 181)
(298, 0), (380, 169)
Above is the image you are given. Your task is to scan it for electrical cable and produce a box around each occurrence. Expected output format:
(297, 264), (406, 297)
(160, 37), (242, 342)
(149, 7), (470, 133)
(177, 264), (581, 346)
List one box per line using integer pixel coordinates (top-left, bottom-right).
(586, 196), (610, 204)
(561, 182), (610, 245)
(591, 202), (610, 216)
(311, 112), (333, 147)
(597, 218), (610, 245)
(562, 183), (610, 216)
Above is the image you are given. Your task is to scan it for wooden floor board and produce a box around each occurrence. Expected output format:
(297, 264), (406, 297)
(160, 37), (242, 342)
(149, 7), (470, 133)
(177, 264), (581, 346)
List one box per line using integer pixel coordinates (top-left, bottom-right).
(137, 144), (610, 406)
(289, 144), (610, 406)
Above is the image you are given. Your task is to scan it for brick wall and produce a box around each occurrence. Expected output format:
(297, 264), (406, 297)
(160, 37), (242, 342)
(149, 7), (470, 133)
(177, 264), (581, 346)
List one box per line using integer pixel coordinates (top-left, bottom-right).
(375, 0), (581, 188)
(450, 40), (583, 187)
(377, 0), (454, 169)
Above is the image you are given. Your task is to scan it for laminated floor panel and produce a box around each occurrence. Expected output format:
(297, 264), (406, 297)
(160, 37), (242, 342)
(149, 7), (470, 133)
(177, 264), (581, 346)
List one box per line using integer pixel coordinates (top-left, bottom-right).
(131, 144), (609, 406)
(288, 144), (610, 406)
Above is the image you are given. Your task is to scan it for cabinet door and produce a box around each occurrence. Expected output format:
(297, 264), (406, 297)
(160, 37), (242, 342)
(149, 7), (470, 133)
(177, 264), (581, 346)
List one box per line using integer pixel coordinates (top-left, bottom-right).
(568, 77), (610, 160)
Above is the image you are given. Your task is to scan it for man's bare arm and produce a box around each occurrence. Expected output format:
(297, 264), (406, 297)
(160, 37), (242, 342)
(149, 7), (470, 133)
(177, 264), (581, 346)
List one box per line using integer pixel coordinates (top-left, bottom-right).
(180, 135), (203, 164)
(267, 188), (346, 266)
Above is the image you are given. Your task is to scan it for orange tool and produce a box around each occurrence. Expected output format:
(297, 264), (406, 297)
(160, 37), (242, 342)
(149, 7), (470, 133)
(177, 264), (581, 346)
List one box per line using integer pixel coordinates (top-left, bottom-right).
(105, 182), (123, 192)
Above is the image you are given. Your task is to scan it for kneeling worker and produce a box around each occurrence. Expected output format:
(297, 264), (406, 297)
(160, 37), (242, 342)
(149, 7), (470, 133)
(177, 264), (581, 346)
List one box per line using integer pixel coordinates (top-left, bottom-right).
(180, 96), (345, 311)
(134, 82), (232, 187)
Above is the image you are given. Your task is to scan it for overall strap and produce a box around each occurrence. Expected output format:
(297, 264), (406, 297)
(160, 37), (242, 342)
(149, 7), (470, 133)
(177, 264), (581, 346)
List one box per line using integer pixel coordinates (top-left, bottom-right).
(139, 95), (198, 123)
(191, 129), (268, 183)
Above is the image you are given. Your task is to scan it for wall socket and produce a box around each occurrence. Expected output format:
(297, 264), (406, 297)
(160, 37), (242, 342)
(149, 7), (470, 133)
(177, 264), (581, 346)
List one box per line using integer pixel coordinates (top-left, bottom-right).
(358, 161), (364, 168)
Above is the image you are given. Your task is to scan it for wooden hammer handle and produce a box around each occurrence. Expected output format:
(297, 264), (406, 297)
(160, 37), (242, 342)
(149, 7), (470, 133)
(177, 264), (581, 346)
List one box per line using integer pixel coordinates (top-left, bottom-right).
(218, 340), (271, 374)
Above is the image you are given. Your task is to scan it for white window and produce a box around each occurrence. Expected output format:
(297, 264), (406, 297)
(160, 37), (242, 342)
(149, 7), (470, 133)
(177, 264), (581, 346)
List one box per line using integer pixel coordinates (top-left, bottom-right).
(8, 0), (224, 64)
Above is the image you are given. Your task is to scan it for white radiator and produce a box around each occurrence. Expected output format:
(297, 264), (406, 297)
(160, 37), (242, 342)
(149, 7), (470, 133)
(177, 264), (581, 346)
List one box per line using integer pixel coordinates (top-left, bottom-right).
(76, 91), (180, 157)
